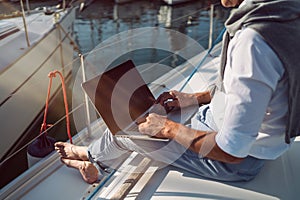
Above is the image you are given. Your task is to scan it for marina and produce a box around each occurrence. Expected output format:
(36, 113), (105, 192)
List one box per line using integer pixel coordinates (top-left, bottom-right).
(0, 0), (299, 199)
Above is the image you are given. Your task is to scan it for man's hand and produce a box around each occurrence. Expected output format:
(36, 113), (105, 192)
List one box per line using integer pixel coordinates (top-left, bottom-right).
(138, 112), (243, 164)
(156, 90), (199, 112)
(138, 113), (174, 139)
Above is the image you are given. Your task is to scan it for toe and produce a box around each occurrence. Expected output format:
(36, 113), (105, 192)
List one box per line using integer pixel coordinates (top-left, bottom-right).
(54, 141), (65, 147)
(61, 158), (82, 169)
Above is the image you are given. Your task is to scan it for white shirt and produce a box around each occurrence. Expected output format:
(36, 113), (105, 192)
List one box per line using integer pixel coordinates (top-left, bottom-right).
(213, 27), (292, 160)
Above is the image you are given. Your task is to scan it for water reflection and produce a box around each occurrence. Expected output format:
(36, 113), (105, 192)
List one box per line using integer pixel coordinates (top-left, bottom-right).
(75, 0), (228, 54)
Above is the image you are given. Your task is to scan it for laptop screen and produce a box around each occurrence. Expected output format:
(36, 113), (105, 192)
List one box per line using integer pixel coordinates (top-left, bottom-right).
(81, 60), (155, 135)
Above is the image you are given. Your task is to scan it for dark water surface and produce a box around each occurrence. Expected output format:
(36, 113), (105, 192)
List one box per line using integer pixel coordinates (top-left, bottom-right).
(75, 0), (228, 53)
(0, 0), (229, 189)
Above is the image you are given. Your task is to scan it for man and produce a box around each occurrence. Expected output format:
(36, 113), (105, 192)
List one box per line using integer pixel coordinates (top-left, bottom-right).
(55, 0), (300, 184)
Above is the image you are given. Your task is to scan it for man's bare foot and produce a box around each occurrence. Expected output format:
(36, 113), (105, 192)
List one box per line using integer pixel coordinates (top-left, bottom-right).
(61, 158), (100, 184)
(55, 142), (88, 161)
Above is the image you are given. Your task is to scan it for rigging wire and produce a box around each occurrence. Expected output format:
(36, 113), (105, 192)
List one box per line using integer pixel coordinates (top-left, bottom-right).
(179, 27), (225, 92)
(0, 1), (222, 96)
(0, 103), (83, 166)
(1, 2), (225, 166)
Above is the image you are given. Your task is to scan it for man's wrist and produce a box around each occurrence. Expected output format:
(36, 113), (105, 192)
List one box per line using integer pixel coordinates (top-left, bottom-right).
(195, 91), (211, 105)
(163, 119), (178, 139)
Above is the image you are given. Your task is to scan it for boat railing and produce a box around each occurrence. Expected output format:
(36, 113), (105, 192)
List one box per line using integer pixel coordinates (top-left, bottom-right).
(0, 1), (227, 195)
(20, 0), (30, 47)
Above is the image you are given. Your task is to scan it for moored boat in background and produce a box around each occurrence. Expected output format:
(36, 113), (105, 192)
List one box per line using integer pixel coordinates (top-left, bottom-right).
(163, 0), (194, 5)
(0, 2), (77, 162)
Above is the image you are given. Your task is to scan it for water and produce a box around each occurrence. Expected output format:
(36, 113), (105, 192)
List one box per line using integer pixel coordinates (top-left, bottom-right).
(75, 0), (228, 54)
(0, 0), (229, 189)
(71, 0), (229, 88)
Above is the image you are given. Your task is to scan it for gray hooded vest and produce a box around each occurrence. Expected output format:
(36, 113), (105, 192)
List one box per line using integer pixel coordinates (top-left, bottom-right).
(218, 0), (300, 143)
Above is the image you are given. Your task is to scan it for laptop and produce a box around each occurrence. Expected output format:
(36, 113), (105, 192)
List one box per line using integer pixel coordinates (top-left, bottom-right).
(81, 60), (197, 141)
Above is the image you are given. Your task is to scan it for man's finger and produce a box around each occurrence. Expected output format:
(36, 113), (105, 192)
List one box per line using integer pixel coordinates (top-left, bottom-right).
(155, 92), (173, 105)
(136, 115), (148, 125)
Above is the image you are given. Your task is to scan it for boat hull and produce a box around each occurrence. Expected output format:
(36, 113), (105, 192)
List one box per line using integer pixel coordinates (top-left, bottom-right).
(0, 7), (76, 160)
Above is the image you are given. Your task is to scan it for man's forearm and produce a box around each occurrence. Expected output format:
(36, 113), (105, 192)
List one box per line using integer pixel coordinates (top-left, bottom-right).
(164, 120), (243, 164)
(195, 91), (211, 105)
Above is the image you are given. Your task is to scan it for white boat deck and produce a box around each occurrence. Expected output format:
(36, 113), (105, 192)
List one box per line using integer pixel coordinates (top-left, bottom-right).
(4, 136), (298, 199)
(0, 9), (70, 72)
(132, 139), (300, 200)
(1, 44), (299, 200)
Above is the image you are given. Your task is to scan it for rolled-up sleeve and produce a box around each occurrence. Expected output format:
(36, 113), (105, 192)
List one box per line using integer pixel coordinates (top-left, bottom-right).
(215, 28), (284, 158)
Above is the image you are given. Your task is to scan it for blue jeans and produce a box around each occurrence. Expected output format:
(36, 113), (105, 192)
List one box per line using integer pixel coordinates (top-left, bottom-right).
(88, 105), (265, 182)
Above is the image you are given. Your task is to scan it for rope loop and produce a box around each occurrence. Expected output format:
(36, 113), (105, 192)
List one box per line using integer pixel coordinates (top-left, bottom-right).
(48, 71), (58, 78)
(40, 70), (73, 144)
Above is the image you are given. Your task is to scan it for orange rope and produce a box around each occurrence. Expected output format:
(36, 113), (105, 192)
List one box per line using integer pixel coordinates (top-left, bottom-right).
(40, 70), (73, 144)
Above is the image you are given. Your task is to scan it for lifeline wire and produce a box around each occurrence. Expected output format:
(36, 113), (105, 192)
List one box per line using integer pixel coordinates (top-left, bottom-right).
(179, 27), (225, 92)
